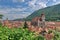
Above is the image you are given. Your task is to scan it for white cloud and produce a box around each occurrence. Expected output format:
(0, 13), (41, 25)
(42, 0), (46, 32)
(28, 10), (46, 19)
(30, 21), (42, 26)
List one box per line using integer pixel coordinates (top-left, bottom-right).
(55, 0), (60, 4)
(12, 0), (25, 3)
(53, 0), (57, 2)
(0, 7), (30, 20)
(12, 0), (17, 3)
(28, 0), (47, 10)
(0, 7), (26, 14)
(36, 2), (47, 7)
(28, 0), (37, 8)
(13, 13), (31, 19)
(27, 0), (60, 10)
(19, 0), (25, 2)
(10, 8), (26, 12)
(2, 12), (31, 20)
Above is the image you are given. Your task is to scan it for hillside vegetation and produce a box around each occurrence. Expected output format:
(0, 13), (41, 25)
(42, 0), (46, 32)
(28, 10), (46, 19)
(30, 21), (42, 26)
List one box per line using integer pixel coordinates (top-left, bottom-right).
(27, 4), (60, 21)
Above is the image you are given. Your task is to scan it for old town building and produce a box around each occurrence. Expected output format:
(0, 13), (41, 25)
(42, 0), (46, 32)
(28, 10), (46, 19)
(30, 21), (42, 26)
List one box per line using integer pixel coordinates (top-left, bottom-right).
(2, 19), (24, 28)
(31, 13), (45, 28)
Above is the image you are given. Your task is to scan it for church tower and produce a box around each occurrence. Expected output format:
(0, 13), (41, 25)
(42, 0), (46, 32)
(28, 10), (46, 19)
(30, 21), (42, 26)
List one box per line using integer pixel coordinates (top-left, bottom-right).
(38, 13), (45, 28)
(41, 13), (45, 28)
(41, 13), (45, 22)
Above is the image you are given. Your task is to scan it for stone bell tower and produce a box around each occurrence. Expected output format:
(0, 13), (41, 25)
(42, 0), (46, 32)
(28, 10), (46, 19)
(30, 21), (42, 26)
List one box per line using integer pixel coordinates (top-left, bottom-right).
(41, 13), (45, 28)
(41, 13), (45, 22)
(38, 13), (45, 28)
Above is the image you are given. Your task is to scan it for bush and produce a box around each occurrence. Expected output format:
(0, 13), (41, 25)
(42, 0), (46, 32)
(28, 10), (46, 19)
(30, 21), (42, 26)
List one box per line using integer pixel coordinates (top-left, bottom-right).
(23, 21), (28, 28)
(0, 25), (45, 40)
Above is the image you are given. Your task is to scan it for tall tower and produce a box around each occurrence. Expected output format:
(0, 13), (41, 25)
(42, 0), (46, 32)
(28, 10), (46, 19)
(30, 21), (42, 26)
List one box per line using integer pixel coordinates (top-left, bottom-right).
(38, 13), (45, 28)
(41, 13), (45, 22)
(41, 13), (45, 28)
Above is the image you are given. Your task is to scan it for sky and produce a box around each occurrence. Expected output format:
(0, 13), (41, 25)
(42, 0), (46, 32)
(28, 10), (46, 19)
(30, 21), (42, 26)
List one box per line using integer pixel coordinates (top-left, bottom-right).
(0, 0), (60, 20)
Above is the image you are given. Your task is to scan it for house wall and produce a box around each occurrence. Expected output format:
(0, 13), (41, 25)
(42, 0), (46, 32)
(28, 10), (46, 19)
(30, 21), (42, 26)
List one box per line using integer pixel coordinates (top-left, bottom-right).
(2, 20), (24, 28)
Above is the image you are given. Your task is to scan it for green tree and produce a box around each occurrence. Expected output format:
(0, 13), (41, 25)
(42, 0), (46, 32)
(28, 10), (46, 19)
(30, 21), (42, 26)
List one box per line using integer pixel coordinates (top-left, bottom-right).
(0, 14), (3, 26)
(0, 14), (3, 19)
(23, 21), (28, 29)
(51, 30), (60, 40)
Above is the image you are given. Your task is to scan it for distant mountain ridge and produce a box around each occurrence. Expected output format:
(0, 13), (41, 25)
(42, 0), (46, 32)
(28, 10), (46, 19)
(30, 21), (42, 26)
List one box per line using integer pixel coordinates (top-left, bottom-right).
(26, 4), (60, 21)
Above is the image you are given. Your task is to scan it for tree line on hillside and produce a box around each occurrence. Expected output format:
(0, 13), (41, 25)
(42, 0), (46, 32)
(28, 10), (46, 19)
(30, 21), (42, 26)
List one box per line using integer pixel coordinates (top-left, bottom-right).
(26, 4), (60, 21)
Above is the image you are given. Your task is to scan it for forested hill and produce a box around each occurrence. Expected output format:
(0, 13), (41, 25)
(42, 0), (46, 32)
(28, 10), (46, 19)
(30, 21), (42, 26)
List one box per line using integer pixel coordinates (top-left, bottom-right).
(26, 4), (60, 21)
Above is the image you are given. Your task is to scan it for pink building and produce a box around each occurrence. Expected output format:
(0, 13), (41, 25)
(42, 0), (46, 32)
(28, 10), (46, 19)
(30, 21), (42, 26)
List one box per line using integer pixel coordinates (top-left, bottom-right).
(2, 20), (24, 28)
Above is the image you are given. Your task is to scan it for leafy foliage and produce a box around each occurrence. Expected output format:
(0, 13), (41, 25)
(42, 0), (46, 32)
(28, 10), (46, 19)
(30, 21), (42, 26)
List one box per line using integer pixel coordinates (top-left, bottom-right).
(52, 30), (60, 40)
(0, 25), (45, 40)
(23, 21), (28, 28)
(0, 23), (60, 40)
(0, 14), (3, 19)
